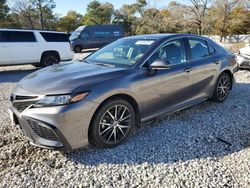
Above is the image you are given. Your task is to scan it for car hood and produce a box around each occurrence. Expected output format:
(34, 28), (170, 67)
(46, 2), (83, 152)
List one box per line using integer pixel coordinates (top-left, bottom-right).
(17, 61), (127, 95)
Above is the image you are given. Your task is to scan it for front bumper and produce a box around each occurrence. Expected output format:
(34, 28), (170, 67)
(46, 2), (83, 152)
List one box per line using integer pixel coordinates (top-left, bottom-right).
(9, 95), (99, 151)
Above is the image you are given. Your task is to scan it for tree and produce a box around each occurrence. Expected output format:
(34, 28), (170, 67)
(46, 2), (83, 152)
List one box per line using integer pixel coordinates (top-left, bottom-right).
(0, 0), (9, 20)
(213, 0), (238, 42)
(57, 11), (82, 33)
(165, 1), (194, 33)
(82, 1), (114, 25)
(0, 0), (10, 27)
(136, 8), (164, 34)
(116, 0), (147, 35)
(30, 0), (56, 29)
(189, 0), (211, 35)
(12, 0), (37, 29)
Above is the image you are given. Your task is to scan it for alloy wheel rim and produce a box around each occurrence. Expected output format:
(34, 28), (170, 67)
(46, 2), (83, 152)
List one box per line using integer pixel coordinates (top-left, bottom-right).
(46, 55), (58, 66)
(99, 105), (132, 144)
(217, 76), (230, 100)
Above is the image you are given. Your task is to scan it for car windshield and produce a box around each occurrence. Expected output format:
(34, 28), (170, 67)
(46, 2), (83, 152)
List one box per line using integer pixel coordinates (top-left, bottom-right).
(85, 38), (156, 67)
(69, 30), (81, 40)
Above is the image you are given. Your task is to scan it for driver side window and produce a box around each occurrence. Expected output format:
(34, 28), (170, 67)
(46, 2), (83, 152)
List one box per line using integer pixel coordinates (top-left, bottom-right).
(148, 39), (186, 65)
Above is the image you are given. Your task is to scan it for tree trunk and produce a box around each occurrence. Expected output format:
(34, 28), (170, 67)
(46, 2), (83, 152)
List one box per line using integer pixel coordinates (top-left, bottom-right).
(220, 4), (228, 43)
(38, 0), (44, 29)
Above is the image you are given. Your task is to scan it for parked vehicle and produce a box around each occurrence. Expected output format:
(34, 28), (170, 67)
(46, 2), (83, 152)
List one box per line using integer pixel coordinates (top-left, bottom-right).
(9, 34), (237, 151)
(0, 29), (74, 67)
(70, 25), (124, 53)
(236, 44), (250, 70)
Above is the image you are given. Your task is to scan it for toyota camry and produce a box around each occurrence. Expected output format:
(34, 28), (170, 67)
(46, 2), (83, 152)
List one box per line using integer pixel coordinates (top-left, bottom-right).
(9, 34), (238, 151)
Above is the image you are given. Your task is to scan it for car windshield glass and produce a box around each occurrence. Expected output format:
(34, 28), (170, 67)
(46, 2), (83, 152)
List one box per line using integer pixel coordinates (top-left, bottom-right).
(85, 38), (156, 66)
(69, 30), (81, 40)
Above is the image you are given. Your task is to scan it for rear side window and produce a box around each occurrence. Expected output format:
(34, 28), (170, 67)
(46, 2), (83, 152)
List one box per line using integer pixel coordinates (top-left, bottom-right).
(40, 32), (69, 42)
(207, 42), (216, 55)
(0, 31), (8, 42)
(188, 39), (209, 60)
(8, 31), (36, 42)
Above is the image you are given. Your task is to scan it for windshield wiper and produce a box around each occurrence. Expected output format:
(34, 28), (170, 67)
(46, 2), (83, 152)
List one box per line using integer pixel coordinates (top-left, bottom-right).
(81, 59), (91, 64)
(94, 63), (116, 67)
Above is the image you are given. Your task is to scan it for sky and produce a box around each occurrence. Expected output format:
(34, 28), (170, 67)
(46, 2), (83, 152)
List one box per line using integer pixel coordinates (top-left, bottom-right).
(8, 0), (188, 17)
(53, 0), (169, 16)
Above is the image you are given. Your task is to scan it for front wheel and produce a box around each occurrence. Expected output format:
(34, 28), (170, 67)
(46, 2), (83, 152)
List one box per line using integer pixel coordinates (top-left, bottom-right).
(89, 98), (136, 148)
(212, 72), (232, 103)
(74, 46), (82, 53)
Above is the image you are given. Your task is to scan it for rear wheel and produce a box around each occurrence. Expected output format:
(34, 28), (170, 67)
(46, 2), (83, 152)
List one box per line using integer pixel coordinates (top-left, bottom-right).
(89, 98), (136, 148)
(212, 72), (232, 103)
(41, 53), (60, 67)
(74, 46), (82, 53)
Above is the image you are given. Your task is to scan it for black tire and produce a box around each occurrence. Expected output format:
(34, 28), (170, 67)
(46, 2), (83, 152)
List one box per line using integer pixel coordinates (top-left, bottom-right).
(74, 46), (82, 53)
(41, 53), (60, 67)
(211, 72), (232, 103)
(89, 98), (136, 148)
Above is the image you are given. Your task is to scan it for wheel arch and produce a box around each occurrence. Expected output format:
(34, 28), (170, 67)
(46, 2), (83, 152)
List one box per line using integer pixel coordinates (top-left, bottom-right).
(88, 93), (141, 142)
(220, 69), (234, 89)
(40, 50), (60, 63)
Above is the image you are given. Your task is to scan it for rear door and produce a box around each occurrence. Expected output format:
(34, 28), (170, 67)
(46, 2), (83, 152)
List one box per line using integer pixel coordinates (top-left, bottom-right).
(185, 38), (219, 98)
(0, 31), (12, 64)
(9, 31), (38, 64)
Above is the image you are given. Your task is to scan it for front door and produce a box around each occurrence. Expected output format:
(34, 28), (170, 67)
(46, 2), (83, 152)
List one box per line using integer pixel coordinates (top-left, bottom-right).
(138, 38), (195, 118)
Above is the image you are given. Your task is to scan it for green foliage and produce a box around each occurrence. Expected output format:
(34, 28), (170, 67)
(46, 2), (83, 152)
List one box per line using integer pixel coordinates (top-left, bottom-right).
(136, 8), (164, 34)
(2, 0), (250, 38)
(0, 0), (9, 19)
(0, 0), (10, 27)
(82, 0), (114, 25)
(57, 11), (82, 33)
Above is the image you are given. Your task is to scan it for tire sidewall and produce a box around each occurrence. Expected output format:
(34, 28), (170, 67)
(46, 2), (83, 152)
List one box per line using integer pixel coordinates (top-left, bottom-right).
(74, 46), (82, 53)
(213, 73), (232, 102)
(41, 53), (59, 67)
(90, 99), (136, 148)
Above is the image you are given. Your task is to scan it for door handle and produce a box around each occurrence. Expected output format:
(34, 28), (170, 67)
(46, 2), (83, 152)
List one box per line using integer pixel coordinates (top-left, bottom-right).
(184, 68), (192, 73)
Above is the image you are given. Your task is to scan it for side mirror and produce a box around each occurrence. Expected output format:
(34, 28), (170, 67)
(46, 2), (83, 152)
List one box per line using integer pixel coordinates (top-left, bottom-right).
(150, 59), (171, 70)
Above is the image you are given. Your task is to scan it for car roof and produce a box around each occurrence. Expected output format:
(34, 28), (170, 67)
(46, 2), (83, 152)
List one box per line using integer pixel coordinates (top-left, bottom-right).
(0, 28), (66, 34)
(125, 33), (207, 41)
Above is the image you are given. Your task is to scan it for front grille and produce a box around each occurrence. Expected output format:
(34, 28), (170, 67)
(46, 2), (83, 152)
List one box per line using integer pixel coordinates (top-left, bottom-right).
(27, 119), (59, 141)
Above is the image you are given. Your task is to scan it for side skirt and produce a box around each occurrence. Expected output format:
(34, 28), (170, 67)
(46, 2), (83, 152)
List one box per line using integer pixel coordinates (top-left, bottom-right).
(141, 97), (207, 123)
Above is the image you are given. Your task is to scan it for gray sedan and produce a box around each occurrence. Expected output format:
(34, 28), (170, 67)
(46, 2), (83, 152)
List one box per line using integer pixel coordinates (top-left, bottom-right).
(9, 34), (238, 151)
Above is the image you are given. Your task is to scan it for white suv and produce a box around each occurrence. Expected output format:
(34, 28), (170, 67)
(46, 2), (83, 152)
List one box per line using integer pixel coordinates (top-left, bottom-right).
(0, 29), (74, 67)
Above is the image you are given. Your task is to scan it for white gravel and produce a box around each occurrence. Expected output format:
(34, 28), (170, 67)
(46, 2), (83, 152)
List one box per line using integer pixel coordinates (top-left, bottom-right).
(0, 64), (250, 188)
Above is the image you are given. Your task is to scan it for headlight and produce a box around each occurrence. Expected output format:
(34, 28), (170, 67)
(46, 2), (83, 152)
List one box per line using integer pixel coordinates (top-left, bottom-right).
(34, 92), (89, 107)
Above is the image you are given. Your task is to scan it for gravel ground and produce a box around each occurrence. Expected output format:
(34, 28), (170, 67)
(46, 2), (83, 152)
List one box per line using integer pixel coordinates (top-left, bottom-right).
(0, 64), (250, 188)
